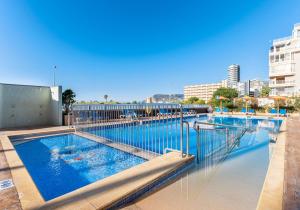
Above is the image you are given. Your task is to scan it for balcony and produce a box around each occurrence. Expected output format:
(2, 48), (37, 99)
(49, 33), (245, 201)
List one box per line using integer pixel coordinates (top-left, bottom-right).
(269, 80), (295, 87)
(269, 69), (295, 77)
(269, 62), (296, 77)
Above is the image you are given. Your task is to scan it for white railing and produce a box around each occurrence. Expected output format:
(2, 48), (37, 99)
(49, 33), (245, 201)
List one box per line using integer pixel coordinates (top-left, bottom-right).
(269, 68), (295, 76)
(269, 80), (295, 86)
(273, 36), (291, 44)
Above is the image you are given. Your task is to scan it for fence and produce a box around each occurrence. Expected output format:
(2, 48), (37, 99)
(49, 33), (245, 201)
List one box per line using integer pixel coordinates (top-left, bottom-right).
(72, 104), (207, 159)
(71, 103), (246, 163)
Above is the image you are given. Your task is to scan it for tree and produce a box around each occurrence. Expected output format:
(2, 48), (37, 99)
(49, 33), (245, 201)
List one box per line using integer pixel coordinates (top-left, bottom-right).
(182, 97), (206, 105)
(187, 97), (199, 104)
(211, 87), (238, 108)
(195, 99), (206, 105)
(104, 94), (108, 103)
(261, 86), (271, 97)
(213, 87), (238, 99)
(62, 89), (76, 114)
(293, 97), (300, 111)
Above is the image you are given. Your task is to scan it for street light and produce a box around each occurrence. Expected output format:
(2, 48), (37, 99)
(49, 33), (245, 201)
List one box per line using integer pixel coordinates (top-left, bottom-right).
(53, 65), (57, 86)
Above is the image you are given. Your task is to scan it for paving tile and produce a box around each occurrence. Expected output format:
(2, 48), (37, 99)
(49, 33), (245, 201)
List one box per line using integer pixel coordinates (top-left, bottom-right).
(283, 116), (300, 210)
(0, 141), (22, 210)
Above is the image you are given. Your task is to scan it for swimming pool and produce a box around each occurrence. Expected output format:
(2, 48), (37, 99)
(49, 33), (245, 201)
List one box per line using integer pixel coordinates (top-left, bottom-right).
(83, 115), (282, 158)
(123, 116), (283, 210)
(14, 134), (146, 201)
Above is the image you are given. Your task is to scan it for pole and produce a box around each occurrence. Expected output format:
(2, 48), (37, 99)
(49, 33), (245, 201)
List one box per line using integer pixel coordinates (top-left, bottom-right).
(220, 100), (223, 114)
(226, 128), (229, 152)
(196, 126), (200, 163)
(53, 65), (57, 86)
(180, 104), (183, 157)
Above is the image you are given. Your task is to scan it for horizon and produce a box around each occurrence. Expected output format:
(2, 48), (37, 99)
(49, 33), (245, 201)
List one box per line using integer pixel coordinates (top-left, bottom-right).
(1, 0), (300, 101)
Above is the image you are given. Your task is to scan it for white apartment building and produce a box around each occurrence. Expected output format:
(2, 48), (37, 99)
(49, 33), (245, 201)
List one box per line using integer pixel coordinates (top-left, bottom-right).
(228, 64), (240, 88)
(184, 82), (224, 102)
(269, 23), (300, 97)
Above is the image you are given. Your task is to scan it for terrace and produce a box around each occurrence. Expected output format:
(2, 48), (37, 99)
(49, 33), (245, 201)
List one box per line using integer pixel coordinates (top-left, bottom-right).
(1, 102), (298, 210)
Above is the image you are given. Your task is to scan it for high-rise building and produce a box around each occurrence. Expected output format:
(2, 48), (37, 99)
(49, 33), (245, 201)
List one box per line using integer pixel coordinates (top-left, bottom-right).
(227, 64), (240, 88)
(184, 82), (225, 102)
(269, 23), (300, 97)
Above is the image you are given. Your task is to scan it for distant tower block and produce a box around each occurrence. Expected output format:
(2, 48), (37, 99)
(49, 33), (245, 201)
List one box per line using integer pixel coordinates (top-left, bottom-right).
(227, 64), (240, 88)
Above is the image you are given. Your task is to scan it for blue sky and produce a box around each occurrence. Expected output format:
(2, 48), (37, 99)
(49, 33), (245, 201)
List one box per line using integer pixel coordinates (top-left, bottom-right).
(1, 0), (300, 101)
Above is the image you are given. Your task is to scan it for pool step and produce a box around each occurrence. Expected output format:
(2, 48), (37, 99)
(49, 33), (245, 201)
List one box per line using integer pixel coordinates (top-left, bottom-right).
(75, 131), (158, 160)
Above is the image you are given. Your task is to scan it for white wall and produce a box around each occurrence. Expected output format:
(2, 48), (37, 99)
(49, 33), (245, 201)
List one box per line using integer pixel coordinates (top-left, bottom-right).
(294, 51), (300, 95)
(0, 83), (62, 129)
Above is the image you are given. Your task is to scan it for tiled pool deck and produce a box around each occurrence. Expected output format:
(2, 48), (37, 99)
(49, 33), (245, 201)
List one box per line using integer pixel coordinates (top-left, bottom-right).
(284, 116), (300, 210)
(0, 140), (22, 210)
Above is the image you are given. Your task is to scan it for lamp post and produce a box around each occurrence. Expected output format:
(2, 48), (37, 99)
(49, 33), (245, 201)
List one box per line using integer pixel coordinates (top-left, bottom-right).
(53, 65), (57, 86)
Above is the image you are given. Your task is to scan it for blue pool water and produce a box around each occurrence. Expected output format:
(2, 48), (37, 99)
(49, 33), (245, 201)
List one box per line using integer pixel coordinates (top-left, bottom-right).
(84, 116), (282, 157)
(14, 134), (145, 201)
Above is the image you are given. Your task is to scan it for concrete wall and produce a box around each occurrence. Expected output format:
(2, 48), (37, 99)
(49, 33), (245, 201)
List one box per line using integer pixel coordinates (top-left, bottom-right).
(0, 83), (62, 129)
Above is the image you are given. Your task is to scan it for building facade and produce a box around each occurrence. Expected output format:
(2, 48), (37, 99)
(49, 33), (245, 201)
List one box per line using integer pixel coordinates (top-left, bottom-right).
(184, 82), (224, 102)
(237, 81), (248, 97)
(146, 94), (184, 103)
(227, 64), (240, 88)
(269, 23), (300, 97)
(237, 79), (268, 97)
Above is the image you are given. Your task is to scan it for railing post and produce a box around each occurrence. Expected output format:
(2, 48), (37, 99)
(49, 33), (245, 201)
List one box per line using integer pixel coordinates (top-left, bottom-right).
(181, 121), (190, 156)
(67, 105), (70, 128)
(226, 128), (229, 151)
(180, 104), (183, 157)
(185, 122), (189, 156)
(196, 125), (200, 163)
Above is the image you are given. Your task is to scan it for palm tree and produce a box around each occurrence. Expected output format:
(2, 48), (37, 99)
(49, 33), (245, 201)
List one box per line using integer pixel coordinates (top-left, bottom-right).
(104, 95), (108, 103)
(62, 89), (76, 114)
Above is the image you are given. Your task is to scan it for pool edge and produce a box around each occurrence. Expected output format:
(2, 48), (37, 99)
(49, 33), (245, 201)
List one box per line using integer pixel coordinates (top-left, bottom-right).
(256, 118), (286, 210)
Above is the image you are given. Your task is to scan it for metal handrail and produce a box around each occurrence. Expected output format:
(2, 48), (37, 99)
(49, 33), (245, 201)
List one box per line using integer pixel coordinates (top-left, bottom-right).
(193, 121), (247, 163)
(182, 121), (190, 156)
(193, 121), (245, 129)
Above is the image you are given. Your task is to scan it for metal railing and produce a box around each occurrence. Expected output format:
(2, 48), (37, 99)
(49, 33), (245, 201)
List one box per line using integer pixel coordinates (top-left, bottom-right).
(193, 121), (247, 163)
(72, 104), (207, 158)
(269, 80), (295, 86)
